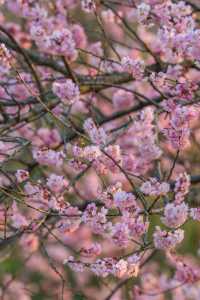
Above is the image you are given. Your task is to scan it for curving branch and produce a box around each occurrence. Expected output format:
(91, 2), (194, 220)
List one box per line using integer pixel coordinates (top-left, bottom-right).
(0, 33), (162, 94)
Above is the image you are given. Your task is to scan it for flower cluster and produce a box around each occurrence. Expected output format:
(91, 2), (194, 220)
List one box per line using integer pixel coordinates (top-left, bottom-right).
(81, 0), (96, 13)
(153, 227), (184, 250)
(52, 79), (80, 105)
(161, 202), (188, 228)
(174, 172), (190, 204)
(163, 105), (197, 149)
(83, 118), (107, 146)
(65, 254), (140, 278)
(32, 147), (65, 167)
(121, 56), (145, 80)
(141, 178), (170, 196)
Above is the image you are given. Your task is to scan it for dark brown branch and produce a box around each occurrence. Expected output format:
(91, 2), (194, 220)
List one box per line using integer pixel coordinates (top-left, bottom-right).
(0, 33), (162, 94)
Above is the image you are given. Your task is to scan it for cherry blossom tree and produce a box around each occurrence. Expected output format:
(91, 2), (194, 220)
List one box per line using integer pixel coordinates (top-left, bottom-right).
(0, 0), (200, 299)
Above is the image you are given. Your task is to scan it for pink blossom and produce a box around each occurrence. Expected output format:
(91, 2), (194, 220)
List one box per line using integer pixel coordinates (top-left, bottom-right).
(81, 0), (95, 13)
(113, 191), (137, 210)
(24, 182), (49, 204)
(174, 172), (190, 204)
(141, 178), (170, 196)
(81, 203), (97, 224)
(58, 206), (81, 233)
(101, 9), (122, 25)
(88, 41), (103, 67)
(90, 258), (116, 278)
(36, 128), (61, 148)
(20, 234), (39, 253)
(121, 56), (145, 80)
(90, 256), (139, 278)
(47, 28), (77, 60)
(55, 0), (77, 11)
(111, 223), (130, 248)
(0, 43), (11, 76)
(82, 204), (111, 235)
(136, 3), (151, 24)
(63, 256), (85, 272)
(83, 118), (107, 145)
(127, 254), (140, 277)
(32, 148), (65, 167)
(112, 90), (134, 110)
(98, 145), (122, 173)
(162, 106), (197, 149)
(17, 1), (47, 20)
(173, 256), (200, 284)
(78, 145), (102, 162)
(113, 259), (128, 278)
(98, 182), (122, 208)
(153, 226), (184, 250)
(190, 208), (200, 221)
(71, 24), (87, 48)
(52, 79), (80, 105)
(80, 242), (102, 258)
(127, 215), (149, 237)
(15, 169), (29, 183)
(46, 174), (68, 193)
(58, 217), (81, 234)
(161, 202), (188, 228)
(11, 202), (29, 229)
(121, 107), (162, 176)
